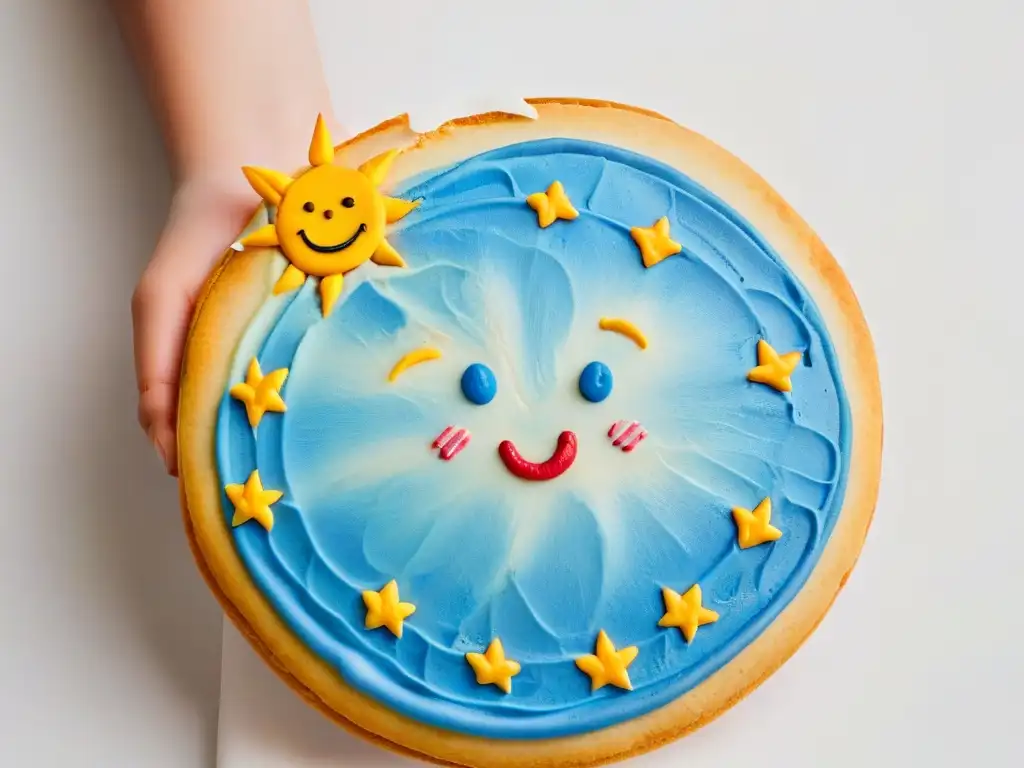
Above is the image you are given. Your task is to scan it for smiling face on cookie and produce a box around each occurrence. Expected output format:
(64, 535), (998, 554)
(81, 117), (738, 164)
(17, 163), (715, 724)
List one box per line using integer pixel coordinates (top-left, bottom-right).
(280, 240), (678, 528)
(274, 164), (386, 276)
(407, 335), (645, 481)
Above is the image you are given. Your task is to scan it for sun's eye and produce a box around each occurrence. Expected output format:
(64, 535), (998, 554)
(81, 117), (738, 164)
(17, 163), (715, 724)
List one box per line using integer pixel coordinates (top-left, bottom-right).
(579, 361), (613, 403)
(342, 197), (355, 208)
(303, 201), (315, 212)
(461, 363), (497, 405)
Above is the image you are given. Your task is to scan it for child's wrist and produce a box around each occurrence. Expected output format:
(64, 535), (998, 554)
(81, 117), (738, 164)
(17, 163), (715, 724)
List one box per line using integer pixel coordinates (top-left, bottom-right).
(170, 108), (341, 187)
(165, 109), (343, 239)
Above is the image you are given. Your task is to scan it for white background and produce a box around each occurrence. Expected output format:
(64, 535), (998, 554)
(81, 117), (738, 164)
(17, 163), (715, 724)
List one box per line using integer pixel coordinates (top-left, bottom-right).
(1, 0), (1021, 765)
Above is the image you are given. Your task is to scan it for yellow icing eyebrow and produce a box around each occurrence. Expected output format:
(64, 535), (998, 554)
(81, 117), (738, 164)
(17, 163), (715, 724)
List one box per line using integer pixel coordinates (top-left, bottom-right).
(598, 318), (648, 350)
(388, 347), (443, 382)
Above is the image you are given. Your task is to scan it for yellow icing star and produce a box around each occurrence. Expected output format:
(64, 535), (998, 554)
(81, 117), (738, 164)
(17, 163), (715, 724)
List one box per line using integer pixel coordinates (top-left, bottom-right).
(732, 497), (783, 549)
(526, 181), (579, 228)
(229, 358), (288, 427)
(575, 630), (638, 692)
(658, 585), (720, 643)
(747, 339), (801, 392)
(630, 216), (682, 268)
(465, 638), (521, 694)
(232, 114), (420, 317)
(225, 470), (283, 532)
(362, 580), (416, 638)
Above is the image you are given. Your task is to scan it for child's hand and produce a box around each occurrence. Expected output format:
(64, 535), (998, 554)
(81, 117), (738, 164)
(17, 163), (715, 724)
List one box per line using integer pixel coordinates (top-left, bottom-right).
(132, 178), (257, 476)
(113, 0), (334, 477)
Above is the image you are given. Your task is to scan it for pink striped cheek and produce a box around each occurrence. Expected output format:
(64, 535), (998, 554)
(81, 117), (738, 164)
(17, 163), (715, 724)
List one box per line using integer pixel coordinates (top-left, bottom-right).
(607, 420), (648, 453)
(432, 426), (472, 461)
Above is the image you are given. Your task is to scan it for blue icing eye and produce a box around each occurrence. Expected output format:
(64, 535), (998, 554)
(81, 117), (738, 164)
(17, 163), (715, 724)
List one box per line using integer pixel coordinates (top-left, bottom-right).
(460, 363), (497, 405)
(579, 361), (613, 403)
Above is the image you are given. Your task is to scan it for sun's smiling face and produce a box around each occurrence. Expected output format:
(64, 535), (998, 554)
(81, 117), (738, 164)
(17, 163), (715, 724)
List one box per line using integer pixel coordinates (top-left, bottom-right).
(275, 165), (386, 276)
(234, 115), (419, 319)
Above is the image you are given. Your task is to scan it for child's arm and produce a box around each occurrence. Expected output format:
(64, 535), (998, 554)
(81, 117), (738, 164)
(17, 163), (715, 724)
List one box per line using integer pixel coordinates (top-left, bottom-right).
(113, 0), (338, 476)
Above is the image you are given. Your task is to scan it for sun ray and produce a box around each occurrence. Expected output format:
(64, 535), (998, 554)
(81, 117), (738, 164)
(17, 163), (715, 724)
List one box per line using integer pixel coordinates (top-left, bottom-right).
(274, 264), (307, 295)
(371, 239), (407, 268)
(359, 149), (399, 187)
(320, 273), (345, 317)
(308, 113), (335, 167)
(384, 196), (420, 223)
(236, 224), (279, 250)
(241, 166), (294, 206)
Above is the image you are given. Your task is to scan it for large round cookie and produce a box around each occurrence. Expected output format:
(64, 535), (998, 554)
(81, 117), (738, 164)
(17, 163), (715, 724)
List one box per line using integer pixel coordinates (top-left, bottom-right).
(179, 99), (882, 767)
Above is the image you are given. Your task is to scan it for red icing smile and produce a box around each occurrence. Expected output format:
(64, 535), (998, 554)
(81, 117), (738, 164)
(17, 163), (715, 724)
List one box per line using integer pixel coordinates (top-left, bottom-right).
(498, 431), (578, 481)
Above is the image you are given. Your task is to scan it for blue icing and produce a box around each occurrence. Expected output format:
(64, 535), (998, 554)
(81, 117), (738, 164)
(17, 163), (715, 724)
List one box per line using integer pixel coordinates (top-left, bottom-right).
(216, 138), (851, 739)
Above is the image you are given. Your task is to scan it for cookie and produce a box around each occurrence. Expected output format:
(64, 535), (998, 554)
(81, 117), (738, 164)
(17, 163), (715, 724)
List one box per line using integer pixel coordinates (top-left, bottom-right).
(179, 99), (882, 767)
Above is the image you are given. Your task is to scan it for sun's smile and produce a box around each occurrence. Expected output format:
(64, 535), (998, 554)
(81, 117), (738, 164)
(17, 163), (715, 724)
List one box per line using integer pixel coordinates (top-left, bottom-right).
(231, 114), (420, 317)
(298, 223), (367, 253)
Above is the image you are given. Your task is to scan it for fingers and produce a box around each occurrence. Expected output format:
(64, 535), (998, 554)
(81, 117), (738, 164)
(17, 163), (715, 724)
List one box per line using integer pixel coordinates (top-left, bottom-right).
(132, 190), (251, 476)
(138, 382), (179, 474)
(134, 181), (260, 477)
(133, 249), (196, 477)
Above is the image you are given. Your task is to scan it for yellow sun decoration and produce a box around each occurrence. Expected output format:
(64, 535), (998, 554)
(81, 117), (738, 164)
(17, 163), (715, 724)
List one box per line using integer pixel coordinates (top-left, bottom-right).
(231, 115), (420, 317)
